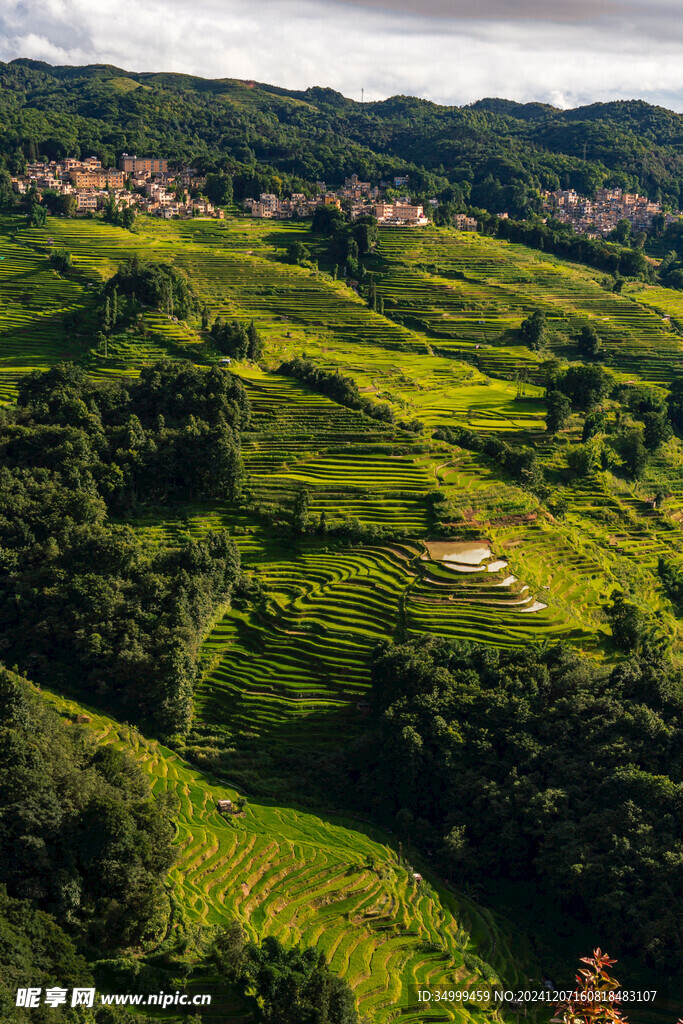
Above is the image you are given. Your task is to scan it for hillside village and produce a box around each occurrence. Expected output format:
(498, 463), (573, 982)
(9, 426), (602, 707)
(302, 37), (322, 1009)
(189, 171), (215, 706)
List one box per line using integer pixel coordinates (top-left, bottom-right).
(12, 154), (223, 219)
(10, 154), (681, 238)
(541, 186), (680, 236)
(245, 173), (443, 226)
(11, 159), (473, 228)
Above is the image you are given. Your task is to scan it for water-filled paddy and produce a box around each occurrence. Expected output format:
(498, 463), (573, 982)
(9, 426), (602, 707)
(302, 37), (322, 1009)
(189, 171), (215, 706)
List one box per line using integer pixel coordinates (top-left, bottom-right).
(425, 540), (492, 564)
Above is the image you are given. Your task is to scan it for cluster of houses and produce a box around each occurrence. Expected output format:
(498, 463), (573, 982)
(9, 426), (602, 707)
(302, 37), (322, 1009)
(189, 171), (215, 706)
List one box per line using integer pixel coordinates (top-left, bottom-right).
(540, 187), (678, 236)
(12, 155), (484, 231)
(12, 154), (224, 220)
(246, 173), (444, 226)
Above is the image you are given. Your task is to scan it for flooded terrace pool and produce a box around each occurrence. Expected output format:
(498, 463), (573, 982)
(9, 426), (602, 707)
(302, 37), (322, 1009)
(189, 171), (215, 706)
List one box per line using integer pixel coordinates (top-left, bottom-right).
(424, 540), (492, 565)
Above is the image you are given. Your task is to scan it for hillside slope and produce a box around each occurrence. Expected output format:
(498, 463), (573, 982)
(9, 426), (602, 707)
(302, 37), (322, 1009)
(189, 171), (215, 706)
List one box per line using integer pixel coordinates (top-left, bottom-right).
(42, 690), (536, 1024)
(3, 60), (683, 210)
(2, 212), (683, 1021)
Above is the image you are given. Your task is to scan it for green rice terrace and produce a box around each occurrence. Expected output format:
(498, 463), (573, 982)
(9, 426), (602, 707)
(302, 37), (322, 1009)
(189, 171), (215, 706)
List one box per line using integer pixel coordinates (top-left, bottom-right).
(44, 692), (538, 1024)
(3, 212), (683, 1021)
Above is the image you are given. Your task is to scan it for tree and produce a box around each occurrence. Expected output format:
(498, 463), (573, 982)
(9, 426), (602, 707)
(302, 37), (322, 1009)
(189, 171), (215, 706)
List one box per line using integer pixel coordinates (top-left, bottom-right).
(49, 249), (73, 275)
(615, 427), (648, 478)
(567, 441), (601, 477)
(292, 488), (310, 533)
(441, 825), (468, 881)
(312, 205), (348, 235)
(107, 258), (196, 320)
(367, 276), (377, 311)
(657, 555), (683, 604)
(582, 409), (606, 441)
(0, 169), (14, 212)
(28, 201), (47, 227)
(667, 376), (683, 430)
(546, 391), (571, 433)
(619, 247), (648, 277)
(4, 361), (248, 736)
(520, 309), (547, 351)
(351, 216), (377, 254)
(42, 190), (77, 217)
(212, 920), (246, 981)
(103, 193), (120, 224)
(120, 205), (136, 230)
(577, 325), (604, 360)
(642, 410), (672, 451)
(614, 218), (631, 244)
(558, 364), (612, 411)
(246, 320), (263, 360)
(205, 171), (233, 207)
(212, 317), (249, 359)
(286, 240), (310, 265)
(0, 671), (177, 951)
(226, 936), (358, 1024)
(606, 591), (648, 651)
(363, 636), (683, 973)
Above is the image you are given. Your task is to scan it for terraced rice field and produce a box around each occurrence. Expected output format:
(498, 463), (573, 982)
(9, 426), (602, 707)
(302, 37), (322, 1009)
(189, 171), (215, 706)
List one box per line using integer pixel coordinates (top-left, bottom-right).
(45, 694), (537, 1024)
(192, 526), (608, 753)
(372, 227), (683, 383)
(5, 215), (682, 695)
(5, 213), (683, 1020)
(0, 224), (95, 400)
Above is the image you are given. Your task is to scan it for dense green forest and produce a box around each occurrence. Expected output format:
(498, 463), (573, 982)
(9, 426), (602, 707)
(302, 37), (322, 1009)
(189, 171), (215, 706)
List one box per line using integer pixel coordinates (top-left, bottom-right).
(4, 59), (683, 215)
(350, 637), (683, 975)
(212, 926), (359, 1024)
(0, 665), (360, 1023)
(0, 361), (249, 735)
(0, 666), (173, 1023)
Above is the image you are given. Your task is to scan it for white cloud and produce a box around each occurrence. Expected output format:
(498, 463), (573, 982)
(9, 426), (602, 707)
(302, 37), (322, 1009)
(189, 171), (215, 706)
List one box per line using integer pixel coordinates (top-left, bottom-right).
(1, 0), (683, 110)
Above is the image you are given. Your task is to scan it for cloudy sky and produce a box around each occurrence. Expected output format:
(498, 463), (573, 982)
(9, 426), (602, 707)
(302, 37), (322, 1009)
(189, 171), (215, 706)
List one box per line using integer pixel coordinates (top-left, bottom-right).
(2, 0), (683, 110)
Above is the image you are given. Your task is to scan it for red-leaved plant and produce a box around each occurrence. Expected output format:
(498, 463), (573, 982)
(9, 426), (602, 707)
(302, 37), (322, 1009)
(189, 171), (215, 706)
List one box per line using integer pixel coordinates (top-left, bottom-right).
(550, 949), (627, 1024)
(551, 950), (683, 1024)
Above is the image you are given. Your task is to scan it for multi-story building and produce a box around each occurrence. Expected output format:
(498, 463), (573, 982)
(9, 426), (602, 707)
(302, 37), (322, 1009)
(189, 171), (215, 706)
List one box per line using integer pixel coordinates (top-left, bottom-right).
(250, 194), (281, 218)
(70, 169), (125, 189)
(76, 192), (101, 212)
(259, 194), (279, 211)
(251, 202), (276, 218)
(118, 154), (168, 175)
(453, 214), (478, 231)
(374, 201), (428, 226)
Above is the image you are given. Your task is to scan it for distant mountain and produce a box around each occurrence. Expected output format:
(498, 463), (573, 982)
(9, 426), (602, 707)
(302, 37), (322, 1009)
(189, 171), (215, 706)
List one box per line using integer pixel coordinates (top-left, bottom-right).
(2, 59), (683, 215)
(467, 97), (560, 120)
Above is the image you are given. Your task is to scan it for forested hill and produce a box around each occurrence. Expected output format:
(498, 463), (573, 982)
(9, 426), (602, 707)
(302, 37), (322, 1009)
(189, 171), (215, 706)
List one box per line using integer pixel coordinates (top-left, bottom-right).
(3, 59), (683, 213)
